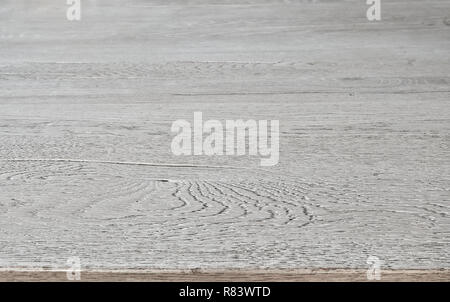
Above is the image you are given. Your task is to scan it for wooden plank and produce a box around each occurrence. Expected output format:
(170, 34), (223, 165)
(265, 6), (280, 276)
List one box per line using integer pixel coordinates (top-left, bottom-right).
(1, 269), (450, 282)
(0, 0), (449, 279)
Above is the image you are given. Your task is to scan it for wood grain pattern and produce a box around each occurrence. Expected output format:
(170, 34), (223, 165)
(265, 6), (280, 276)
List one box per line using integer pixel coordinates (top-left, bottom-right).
(0, 0), (449, 277)
(2, 269), (450, 282)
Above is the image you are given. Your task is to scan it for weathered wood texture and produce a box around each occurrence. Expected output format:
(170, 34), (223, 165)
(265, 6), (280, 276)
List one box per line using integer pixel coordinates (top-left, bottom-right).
(2, 269), (450, 282)
(0, 0), (449, 273)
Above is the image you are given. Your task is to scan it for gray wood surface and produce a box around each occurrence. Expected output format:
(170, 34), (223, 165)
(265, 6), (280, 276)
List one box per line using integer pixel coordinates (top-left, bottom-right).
(0, 0), (449, 271)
